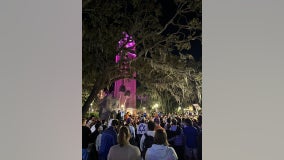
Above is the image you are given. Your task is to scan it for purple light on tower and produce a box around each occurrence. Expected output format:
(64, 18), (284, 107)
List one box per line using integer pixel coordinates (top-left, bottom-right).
(117, 32), (136, 57)
(114, 32), (137, 115)
(115, 55), (120, 63)
(127, 53), (136, 59)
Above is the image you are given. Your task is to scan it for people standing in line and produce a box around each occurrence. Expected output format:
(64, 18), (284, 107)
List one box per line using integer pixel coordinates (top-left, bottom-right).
(107, 126), (141, 160)
(82, 118), (91, 160)
(98, 119), (119, 160)
(183, 118), (199, 160)
(145, 129), (178, 160)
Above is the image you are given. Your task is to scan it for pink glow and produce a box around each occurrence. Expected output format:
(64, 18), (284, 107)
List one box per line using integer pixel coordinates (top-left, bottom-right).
(115, 55), (120, 63)
(117, 32), (136, 51)
(114, 79), (136, 109)
(125, 42), (135, 48)
(127, 53), (137, 59)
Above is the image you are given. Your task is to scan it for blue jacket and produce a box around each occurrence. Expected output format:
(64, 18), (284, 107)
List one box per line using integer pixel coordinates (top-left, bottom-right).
(99, 126), (117, 159)
(183, 126), (198, 148)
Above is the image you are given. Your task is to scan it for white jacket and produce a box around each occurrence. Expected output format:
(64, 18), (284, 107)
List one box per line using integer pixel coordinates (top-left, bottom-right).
(145, 144), (178, 160)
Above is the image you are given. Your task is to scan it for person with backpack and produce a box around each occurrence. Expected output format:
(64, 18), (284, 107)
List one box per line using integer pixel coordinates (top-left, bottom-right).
(140, 121), (155, 160)
(145, 129), (178, 160)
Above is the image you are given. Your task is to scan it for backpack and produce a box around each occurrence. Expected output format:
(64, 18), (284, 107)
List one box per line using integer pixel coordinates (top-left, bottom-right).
(141, 133), (154, 159)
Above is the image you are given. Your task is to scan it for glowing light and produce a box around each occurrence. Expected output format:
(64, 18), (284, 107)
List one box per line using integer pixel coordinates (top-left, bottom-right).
(127, 53), (137, 59)
(178, 107), (181, 111)
(115, 55), (120, 63)
(152, 103), (159, 109)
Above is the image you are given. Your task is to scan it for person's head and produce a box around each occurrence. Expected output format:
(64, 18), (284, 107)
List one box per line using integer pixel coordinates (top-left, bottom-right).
(126, 117), (132, 125)
(185, 118), (193, 126)
(147, 121), (155, 131)
(111, 119), (118, 126)
(154, 117), (160, 125)
(98, 126), (103, 133)
(171, 118), (177, 125)
(102, 124), (107, 130)
(167, 117), (171, 124)
(111, 119), (119, 128)
(95, 122), (102, 130)
(90, 115), (95, 121)
(118, 126), (131, 147)
(154, 129), (169, 146)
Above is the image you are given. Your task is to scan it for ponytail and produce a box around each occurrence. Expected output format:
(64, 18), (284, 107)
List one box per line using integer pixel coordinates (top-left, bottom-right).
(118, 126), (130, 147)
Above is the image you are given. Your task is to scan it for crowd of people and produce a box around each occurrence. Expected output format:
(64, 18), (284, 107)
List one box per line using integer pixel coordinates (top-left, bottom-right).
(82, 111), (202, 160)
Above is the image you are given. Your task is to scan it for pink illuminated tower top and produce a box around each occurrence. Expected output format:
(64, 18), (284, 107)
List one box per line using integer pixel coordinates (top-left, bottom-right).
(115, 32), (136, 63)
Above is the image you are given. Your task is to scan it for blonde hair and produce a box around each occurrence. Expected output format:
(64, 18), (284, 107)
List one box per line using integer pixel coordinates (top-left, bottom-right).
(154, 129), (169, 146)
(118, 126), (130, 147)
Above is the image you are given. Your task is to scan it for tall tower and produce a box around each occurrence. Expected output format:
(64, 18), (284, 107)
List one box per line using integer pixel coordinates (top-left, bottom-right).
(114, 32), (137, 115)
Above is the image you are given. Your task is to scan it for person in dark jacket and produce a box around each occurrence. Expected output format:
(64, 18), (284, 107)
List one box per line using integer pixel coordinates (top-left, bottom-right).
(89, 121), (102, 160)
(82, 118), (91, 160)
(98, 119), (119, 160)
(183, 118), (199, 160)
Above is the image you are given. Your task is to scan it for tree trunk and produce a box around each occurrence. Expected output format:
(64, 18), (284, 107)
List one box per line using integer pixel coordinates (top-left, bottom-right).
(82, 75), (106, 116)
(82, 85), (99, 116)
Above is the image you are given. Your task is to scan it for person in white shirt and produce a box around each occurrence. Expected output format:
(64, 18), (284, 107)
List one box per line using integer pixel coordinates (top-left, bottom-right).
(145, 129), (178, 160)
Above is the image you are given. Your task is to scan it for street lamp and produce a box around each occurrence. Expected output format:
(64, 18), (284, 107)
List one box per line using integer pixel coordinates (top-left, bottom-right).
(153, 103), (159, 112)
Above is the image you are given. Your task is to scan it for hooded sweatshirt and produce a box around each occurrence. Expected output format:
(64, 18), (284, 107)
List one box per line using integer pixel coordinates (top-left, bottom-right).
(145, 144), (178, 160)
